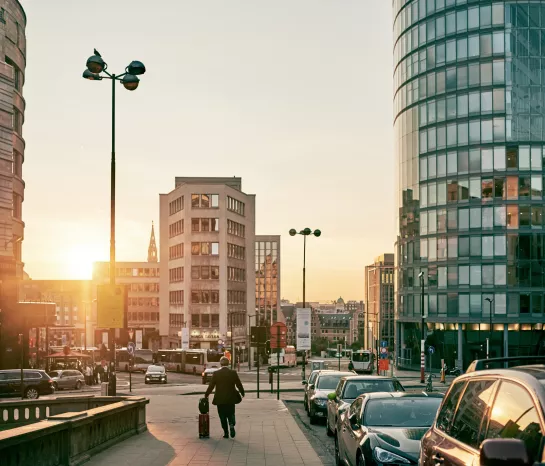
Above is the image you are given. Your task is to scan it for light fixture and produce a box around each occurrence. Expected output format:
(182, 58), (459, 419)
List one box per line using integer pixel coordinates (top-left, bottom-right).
(121, 74), (139, 91)
(86, 54), (106, 74)
(82, 70), (102, 81)
(127, 60), (146, 76)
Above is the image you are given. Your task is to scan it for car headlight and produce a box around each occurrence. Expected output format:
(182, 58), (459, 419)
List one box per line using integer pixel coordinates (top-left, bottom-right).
(312, 398), (327, 407)
(373, 447), (410, 464)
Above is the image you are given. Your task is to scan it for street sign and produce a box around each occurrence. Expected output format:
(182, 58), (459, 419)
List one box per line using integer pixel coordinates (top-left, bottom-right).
(181, 328), (189, 350)
(380, 347), (388, 354)
(127, 342), (135, 356)
(270, 322), (287, 349)
(296, 308), (311, 351)
(378, 359), (389, 371)
(428, 346), (435, 355)
(97, 284), (126, 329)
(251, 326), (267, 347)
(381, 341), (388, 348)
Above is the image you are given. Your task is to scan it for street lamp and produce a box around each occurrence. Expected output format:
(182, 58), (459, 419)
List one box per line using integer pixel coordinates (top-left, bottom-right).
(485, 297), (493, 359)
(419, 271), (425, 384)
(289, 227), (321, 380)
(247, 314), (256, 370)
(82, 49), (146, 396)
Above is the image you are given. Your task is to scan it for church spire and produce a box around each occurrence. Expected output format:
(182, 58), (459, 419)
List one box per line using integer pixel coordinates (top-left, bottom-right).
(148, 221), (158, 263)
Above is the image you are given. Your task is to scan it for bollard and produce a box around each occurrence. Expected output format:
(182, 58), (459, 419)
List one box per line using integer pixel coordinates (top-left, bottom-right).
(101, 382), (109, 396)
(440, 359), (446, 384)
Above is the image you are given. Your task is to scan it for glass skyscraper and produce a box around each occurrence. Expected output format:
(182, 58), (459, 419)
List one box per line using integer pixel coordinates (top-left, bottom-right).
(394, 0), (545, 369)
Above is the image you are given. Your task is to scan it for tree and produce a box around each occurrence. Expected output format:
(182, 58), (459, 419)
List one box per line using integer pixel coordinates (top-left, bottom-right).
(311, 337), (329, 355)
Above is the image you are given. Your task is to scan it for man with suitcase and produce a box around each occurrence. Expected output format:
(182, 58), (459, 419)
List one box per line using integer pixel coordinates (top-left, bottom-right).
(204, 356), (245, 438)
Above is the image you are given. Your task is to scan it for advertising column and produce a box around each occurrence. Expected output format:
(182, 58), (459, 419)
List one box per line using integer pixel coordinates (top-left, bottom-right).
(296, 308), (311, 380)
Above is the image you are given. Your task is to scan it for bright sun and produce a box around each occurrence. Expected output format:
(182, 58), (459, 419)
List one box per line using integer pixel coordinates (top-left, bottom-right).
(63, 245), (102, 279)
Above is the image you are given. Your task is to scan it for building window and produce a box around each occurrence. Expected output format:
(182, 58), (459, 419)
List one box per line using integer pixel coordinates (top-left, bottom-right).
(191, 194), (219, 208)
(192, 218), (219, 232)
(169, 290), (184, 305)
(169, 314), (184, 326)
(191, 290), (220, 304)
(228, 243), (245, 260)
(169, 243), (183, 260)
(191, 242), (219, 255)
(169, 267), (184, 283)
(169, 196), (183, 215)
(227, 219), (245, 238)
(228, 266), (246, 282)
(227, 290), (246, 304)
(227, 196), (245, 216)
(169, 220), (183, 238)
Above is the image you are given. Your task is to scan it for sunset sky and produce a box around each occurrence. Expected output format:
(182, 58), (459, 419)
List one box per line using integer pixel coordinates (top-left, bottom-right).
(21, 1), (394, 302)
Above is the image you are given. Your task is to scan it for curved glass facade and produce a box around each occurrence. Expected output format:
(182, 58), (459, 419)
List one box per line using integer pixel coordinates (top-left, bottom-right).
(394, 0), (545, 368)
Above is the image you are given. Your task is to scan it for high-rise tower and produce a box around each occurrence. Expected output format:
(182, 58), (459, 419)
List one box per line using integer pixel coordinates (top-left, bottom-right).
(394, 1), (545, 369)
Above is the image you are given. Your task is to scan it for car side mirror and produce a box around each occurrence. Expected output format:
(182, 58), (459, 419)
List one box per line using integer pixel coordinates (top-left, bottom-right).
(480, 439), (531, 466)
(328, 392), (336, 401)
(309, 384), (315, 390)
(302, 380), (308, 385)
(349, 413), (360, 429)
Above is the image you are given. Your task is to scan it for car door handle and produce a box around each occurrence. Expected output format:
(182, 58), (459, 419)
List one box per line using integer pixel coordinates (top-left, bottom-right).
(432, 454), (444, 464)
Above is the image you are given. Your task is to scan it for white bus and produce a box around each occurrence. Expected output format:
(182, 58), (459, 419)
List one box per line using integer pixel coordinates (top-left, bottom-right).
(351, 350), (375, 374)
(156, 349), (184, 372)
(116, 348), (154, 372)
(156, 349), (223, 375)
(269, 346), (297, 368)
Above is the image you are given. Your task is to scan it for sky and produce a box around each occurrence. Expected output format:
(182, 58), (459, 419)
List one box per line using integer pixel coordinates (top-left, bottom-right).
(21, 1), (394, 302)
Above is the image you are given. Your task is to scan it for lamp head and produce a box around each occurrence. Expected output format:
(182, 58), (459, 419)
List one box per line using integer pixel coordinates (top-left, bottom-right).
(302, 228), (312, 235)
(289, 229), (297, 236)
(313, 229), (321, 237)
(127, 60), (146, 76)
(82, 69), (102, 81)
(121, 74), (140, 91)
(86, 54), (106, 74)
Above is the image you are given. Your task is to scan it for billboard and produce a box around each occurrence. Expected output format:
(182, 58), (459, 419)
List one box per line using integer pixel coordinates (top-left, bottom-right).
(296, 308), (311, 350)
(97, 284), (126, 329)
(135, 329), (143, 350)
(181, 328), (189, 350)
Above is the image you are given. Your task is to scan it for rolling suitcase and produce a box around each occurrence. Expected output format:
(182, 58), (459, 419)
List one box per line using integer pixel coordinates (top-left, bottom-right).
(198, 397), (210, 438)
(199, 413), (210, 438)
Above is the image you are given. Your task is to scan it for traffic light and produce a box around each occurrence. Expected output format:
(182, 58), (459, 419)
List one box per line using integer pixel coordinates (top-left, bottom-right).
(265, 340), (271, 355)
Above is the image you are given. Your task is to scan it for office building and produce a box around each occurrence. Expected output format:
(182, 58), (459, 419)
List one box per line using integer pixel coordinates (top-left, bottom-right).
(394, 1), (545, 368)
(255, 235), (281, 326)
(365, 254), (394, 352)
(159, 177), (256, 351)
(92, 223), (160, 349)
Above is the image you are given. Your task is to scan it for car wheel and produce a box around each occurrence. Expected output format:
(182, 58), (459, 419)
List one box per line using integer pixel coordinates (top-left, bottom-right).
(53, 382), (58, 391)
(25, 387), (39, 399)
(75, 381), (82, 390)
(309, 407), (316, 425)
(356, 452), (364, 466)
(144, 381), (148, 385)
(304, 396), (308, 412)
(326, 416), (334, 437)
(334, 435), (342, 466)
(163, 379), (167, 384)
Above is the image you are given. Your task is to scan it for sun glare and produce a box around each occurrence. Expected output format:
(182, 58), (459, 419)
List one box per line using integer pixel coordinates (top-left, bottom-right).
(63, 245), (101, 279)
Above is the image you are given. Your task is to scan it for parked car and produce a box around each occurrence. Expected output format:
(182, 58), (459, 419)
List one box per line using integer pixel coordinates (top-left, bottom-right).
(0, 369), (55, 399)
(421, 357), (545, 466)
(303, 369), (336, 412)
(336, 392), (443, 466)
(325, 376), (405, 436)
(307, 371), (356, 424)
(144, 365), (167, 384)
(202, 366), (220, 384)
(48, 369), (85, 391)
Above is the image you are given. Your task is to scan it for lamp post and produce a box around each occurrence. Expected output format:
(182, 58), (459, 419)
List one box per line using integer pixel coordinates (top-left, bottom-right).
(289, 227), (321, 381)
(247, 314), (256, 370)
(419, 272), (425, 384)
(485, 297), (493, 359)
(82, 50), (146, 396)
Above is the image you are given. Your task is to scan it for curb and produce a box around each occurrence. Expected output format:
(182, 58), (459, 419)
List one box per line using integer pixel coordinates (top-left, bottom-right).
(180, 388), (304, 396)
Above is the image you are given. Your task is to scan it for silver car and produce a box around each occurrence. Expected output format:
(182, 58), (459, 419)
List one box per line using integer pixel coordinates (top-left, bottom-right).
(49, 369), (85, 390)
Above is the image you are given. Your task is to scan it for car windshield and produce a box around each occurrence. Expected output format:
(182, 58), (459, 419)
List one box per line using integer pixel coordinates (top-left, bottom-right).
(147, 366), (165, 373)
(342, 380), (400, 399)
(364, 398), (442, 427)
(317, 374), (348, 390)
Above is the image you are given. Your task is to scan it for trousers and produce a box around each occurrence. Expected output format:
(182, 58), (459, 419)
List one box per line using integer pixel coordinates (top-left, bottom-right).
(217, 404), (236, 433)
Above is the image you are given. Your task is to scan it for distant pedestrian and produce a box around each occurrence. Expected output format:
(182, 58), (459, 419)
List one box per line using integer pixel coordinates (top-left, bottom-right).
(204, 356), (244, 438)
(93, 364), (99, 384)
(348, 361), (354, 371)
(85, 365), (93, 385)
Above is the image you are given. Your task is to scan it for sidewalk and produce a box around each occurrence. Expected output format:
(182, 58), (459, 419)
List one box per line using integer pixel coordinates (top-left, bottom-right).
(87, 393), (323, 466)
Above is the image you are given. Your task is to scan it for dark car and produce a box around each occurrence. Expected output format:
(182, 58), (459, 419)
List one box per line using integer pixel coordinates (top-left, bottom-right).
(420, 358), (545, 466)
(303, 369), (337, 413)
(0, 369), (55, 399)
(307, 371), (356, 424)
(144, 365), (167, 384)
(325, 376), (405, 436)
(336, 392), (443, 466)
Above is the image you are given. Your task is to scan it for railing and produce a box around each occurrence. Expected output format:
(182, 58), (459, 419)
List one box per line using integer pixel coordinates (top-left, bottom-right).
(0, 395), (148, 465)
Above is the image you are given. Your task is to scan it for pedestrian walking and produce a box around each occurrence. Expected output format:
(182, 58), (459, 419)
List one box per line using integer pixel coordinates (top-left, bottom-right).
(93, 364), (99, 384)
(85, 365), (93, 385)
(204, 356), (244, 438)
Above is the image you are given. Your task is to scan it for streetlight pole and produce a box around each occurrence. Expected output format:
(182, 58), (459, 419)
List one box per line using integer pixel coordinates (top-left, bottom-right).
(419, 272), (425, 384)
(485, 297), (493, 359)
(247, 314), (256, 370)
(82, 50), (146, 396)
(289, 227), (321, 381)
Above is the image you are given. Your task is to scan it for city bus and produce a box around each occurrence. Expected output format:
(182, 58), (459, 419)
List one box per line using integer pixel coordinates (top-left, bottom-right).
(351, 350), (375, 374)
(269, 345), (297, 368)
(156, 349), (223, 375)
(116, 348), (154, 372)
(156, 349), (184, 372)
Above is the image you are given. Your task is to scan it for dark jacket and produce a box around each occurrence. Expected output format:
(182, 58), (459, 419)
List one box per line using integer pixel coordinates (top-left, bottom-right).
(204, 366), (245, 405)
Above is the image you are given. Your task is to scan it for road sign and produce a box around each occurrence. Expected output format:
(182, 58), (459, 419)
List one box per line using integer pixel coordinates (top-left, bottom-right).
(296, 308), (311, 351)
(378, 359), (389, 371)
(251, 326), (267, 347)
(381, 341), (388, 348)
(428, 346), (435, 355)
(270, 322), (287, 349)
(127, 342), (135, 356)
